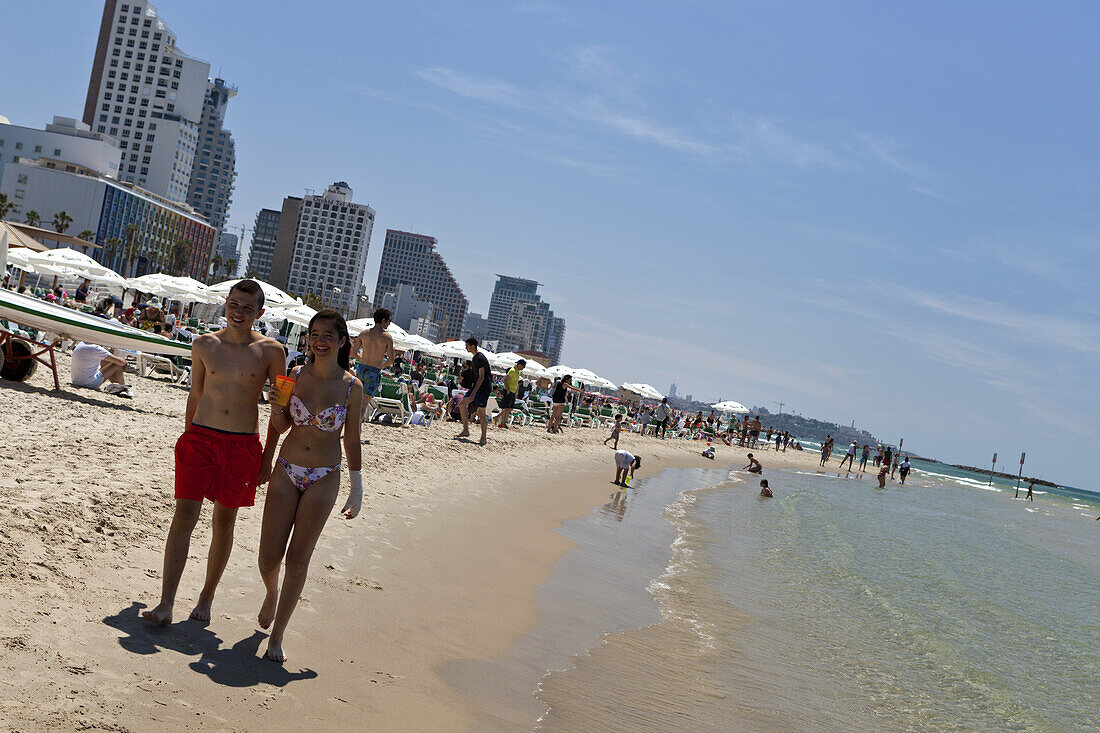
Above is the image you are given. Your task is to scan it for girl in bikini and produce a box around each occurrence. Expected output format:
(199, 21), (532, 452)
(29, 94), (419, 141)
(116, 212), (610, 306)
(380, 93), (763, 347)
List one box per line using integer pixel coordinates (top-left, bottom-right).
(257, 309), (364, 663)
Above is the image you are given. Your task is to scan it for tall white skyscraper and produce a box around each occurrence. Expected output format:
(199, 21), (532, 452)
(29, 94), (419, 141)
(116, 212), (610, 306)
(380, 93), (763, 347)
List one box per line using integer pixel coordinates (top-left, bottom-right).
(279, 183), (375, 314)
(82, 0), (210, 202)
(186, 78), (237, 232)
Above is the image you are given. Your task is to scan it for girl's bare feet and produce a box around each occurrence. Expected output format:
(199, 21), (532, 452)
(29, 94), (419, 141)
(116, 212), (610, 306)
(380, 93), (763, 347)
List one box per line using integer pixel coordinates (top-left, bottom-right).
(265, 638), (286, 663)
(142, 602), (173, 625)
(258, 591), (278, 630)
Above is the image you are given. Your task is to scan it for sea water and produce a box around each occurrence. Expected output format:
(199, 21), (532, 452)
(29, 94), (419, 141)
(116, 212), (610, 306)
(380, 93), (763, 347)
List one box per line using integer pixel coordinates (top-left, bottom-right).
(450, 462), (1100, 731)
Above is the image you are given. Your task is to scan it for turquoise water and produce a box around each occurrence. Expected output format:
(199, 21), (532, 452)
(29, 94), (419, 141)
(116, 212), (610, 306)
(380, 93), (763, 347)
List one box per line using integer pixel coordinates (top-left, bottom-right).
(519, 463), (1100, 731)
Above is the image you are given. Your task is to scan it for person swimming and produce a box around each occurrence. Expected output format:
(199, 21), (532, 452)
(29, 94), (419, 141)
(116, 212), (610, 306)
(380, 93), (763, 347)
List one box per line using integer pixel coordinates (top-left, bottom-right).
(759, 479), (773, 498)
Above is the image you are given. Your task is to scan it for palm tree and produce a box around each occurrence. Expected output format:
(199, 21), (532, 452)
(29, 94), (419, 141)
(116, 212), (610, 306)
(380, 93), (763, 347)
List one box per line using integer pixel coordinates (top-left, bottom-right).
(225, 258), (238, 279)
(24, 210), (41, 228)
(123, 224), (139, 276)
(102, 237), (123, 269)
(0, 193), (15, 220)
(169, 238), (193, 277)
(52, 211), (73, 234)
(75, 229), (96, 255)
(210, 252), (224, 282)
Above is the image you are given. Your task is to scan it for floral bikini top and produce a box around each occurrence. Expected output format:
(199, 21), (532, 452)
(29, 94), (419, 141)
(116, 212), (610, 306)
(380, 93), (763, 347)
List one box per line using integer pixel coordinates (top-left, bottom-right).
(288, 369), (353, 432)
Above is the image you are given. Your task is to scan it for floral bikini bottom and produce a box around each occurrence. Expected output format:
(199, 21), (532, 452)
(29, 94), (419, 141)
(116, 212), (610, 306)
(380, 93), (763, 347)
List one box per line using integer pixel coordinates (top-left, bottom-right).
(279, 457), (341, 493)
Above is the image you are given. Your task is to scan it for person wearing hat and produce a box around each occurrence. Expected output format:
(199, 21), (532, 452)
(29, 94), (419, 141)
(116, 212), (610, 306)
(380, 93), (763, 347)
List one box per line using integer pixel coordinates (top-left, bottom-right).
(497, 358), (526, 428)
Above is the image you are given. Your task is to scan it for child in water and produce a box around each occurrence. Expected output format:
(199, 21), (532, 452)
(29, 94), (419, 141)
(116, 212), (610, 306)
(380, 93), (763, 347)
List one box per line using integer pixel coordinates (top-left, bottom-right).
(759, 479), (773, 497)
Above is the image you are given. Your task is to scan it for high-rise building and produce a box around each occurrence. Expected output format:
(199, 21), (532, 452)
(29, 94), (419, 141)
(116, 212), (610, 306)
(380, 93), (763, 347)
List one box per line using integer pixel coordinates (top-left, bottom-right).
(185, 78), (236, 232)
(545, 316), (566, 365)
(83, 0), (212, 202)
(669, 383), (677, 399)
(0, 115), (121, 189)
(245, 208), (280, 281)
(272, 182), (375, 313)
(486, 274), (566, 363)
(374, 229), (468, 341)
(0, 157), (215, 278)
(378, 283), (435, 333)
(463, 312), (488, 341)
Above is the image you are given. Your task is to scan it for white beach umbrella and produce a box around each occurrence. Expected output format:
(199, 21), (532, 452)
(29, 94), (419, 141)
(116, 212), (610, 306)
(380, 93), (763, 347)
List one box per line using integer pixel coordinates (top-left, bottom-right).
(262, 302), (317, 327)
(436, 340), (474, 360)
(544, 364), (575, 379)
(345, 317), (410, 340)
(712, 400), (749, 414)
(206, 278), (296, 308)
(621, 382), (664, 400)
(126, 273), (219, 304)
(26, 247), (125, 287)
(6, 246), (35, 271)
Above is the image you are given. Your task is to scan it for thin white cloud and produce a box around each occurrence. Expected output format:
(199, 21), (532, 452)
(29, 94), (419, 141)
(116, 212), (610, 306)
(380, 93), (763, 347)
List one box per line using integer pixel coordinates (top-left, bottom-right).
(730, 114), (847, 169)
(416, 67), (527, 107)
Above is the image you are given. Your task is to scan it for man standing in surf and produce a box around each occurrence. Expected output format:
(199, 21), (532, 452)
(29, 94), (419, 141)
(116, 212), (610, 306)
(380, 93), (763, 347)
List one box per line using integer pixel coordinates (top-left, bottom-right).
(143, 280), (286, 625)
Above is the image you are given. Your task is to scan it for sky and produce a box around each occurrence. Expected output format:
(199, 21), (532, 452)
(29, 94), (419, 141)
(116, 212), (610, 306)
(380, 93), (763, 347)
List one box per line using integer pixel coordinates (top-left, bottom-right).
(4, 1), (1099, 488)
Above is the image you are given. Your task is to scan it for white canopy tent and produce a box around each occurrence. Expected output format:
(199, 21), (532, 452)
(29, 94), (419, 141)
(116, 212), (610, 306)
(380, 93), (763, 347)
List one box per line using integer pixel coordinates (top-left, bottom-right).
(712, 400), (750, 414)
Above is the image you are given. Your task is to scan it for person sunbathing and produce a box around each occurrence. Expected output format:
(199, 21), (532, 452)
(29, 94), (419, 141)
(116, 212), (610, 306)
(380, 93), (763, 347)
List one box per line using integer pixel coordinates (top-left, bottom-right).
(257, 309), (363, 663)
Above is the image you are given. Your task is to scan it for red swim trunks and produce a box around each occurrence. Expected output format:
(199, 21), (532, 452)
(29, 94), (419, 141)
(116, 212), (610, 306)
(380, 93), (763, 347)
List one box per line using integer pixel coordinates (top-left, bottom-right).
(174, 424), (262, 508)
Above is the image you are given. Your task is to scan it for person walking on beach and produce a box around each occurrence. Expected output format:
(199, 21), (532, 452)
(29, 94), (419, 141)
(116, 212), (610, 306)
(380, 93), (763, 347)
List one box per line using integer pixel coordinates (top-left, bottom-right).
(749, 415), (762, 449)
(820, 436), (831, 466)
(457, 337), (492, 445)
(653, 398), (672, 440)
(604, 413), (623, 449)
(548, 375), (578, 434)
(350, 308), (395, 425)
(899, 457), (911, 484)
(497, 358), (525, 428)
(743, 453), (762, 474)
(860, 444), (870, 472)
(613, 449), (640, 486)
(838, 440), (857, 472)
(143, 280), (285, 626)
(256, 309), (363, 663)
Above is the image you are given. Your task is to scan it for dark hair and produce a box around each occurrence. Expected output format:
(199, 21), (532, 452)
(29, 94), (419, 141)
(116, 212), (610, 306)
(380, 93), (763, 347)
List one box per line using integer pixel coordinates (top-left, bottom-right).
(633, 456), (642, 468)
(229, 278), (264, 308)
(307, 308), (351, 370)
(373, 307), (392, 322)
(760, 479), (769, 487)
(465, 337), (478, 347)
(517, 359), (526, 365)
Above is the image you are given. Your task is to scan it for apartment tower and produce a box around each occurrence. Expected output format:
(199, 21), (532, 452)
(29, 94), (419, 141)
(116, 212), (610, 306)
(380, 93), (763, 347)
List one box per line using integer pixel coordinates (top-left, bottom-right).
(270, 183), (375, 313)
(185, 78), (237, 232)
(82, 0), (211, 202)
(245, 208), (280, 282)
(373, 229), (468, 341)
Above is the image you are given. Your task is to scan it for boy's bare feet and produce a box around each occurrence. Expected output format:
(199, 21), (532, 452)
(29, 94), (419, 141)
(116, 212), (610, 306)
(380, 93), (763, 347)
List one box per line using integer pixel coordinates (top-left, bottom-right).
(142, 602), (173, 625)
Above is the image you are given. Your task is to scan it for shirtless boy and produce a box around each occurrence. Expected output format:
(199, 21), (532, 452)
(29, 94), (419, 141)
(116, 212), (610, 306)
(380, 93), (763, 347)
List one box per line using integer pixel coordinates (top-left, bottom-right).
(143, 280), (286, 625)
(350, 307), (395, 423)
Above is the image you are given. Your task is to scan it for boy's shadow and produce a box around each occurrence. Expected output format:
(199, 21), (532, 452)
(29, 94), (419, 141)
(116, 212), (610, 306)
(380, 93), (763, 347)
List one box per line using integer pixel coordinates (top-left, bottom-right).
(105, 602), (317, 687)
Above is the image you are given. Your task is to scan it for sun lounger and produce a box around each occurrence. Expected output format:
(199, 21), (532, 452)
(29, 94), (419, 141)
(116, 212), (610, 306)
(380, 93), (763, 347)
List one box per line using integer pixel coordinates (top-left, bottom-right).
(373, 381), (410, 424)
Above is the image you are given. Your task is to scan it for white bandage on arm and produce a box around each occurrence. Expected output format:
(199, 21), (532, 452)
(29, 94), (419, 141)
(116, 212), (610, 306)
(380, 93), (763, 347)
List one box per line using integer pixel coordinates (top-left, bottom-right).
(341, 470), (363, 518)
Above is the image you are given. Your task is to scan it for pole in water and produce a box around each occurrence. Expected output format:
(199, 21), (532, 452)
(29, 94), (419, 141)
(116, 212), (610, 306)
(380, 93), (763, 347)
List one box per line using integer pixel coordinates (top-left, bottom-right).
(1015, 451), (1026, 497)
(989, 452), (997, 486)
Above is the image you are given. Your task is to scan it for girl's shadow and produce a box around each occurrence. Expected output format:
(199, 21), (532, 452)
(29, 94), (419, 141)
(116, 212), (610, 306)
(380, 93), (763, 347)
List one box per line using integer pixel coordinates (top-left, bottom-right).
(104, 602), (317, 687)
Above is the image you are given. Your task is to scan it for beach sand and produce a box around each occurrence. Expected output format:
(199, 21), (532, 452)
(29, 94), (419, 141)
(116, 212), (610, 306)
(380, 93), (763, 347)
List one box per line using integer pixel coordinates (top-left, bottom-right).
(0, 355), (836, 731)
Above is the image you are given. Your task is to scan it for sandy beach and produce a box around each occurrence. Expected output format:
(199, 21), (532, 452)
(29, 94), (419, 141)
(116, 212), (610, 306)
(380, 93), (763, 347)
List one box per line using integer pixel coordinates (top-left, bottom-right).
(0, 356), (833, 731)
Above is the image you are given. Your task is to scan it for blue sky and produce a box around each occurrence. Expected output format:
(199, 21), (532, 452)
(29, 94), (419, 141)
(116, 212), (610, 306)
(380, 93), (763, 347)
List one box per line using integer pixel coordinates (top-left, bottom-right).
(5, 1), (1098, 488)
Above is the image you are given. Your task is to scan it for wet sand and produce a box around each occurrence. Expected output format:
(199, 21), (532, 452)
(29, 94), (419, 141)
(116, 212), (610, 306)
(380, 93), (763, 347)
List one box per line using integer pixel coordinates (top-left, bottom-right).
(0, 354), (835, 731)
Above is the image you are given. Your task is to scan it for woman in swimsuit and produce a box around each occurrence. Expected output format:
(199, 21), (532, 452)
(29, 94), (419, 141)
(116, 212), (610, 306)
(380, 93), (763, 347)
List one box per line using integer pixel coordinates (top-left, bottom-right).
(257, 309), (364, 663)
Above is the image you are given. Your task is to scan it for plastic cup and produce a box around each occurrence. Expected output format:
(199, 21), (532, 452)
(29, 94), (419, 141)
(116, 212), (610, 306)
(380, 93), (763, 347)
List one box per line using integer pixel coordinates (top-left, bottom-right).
(271, 375), (296, 407)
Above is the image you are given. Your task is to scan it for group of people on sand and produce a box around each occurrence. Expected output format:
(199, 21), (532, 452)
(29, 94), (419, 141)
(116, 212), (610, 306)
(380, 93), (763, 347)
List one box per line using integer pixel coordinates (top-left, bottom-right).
(142, 280), (363, 663)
